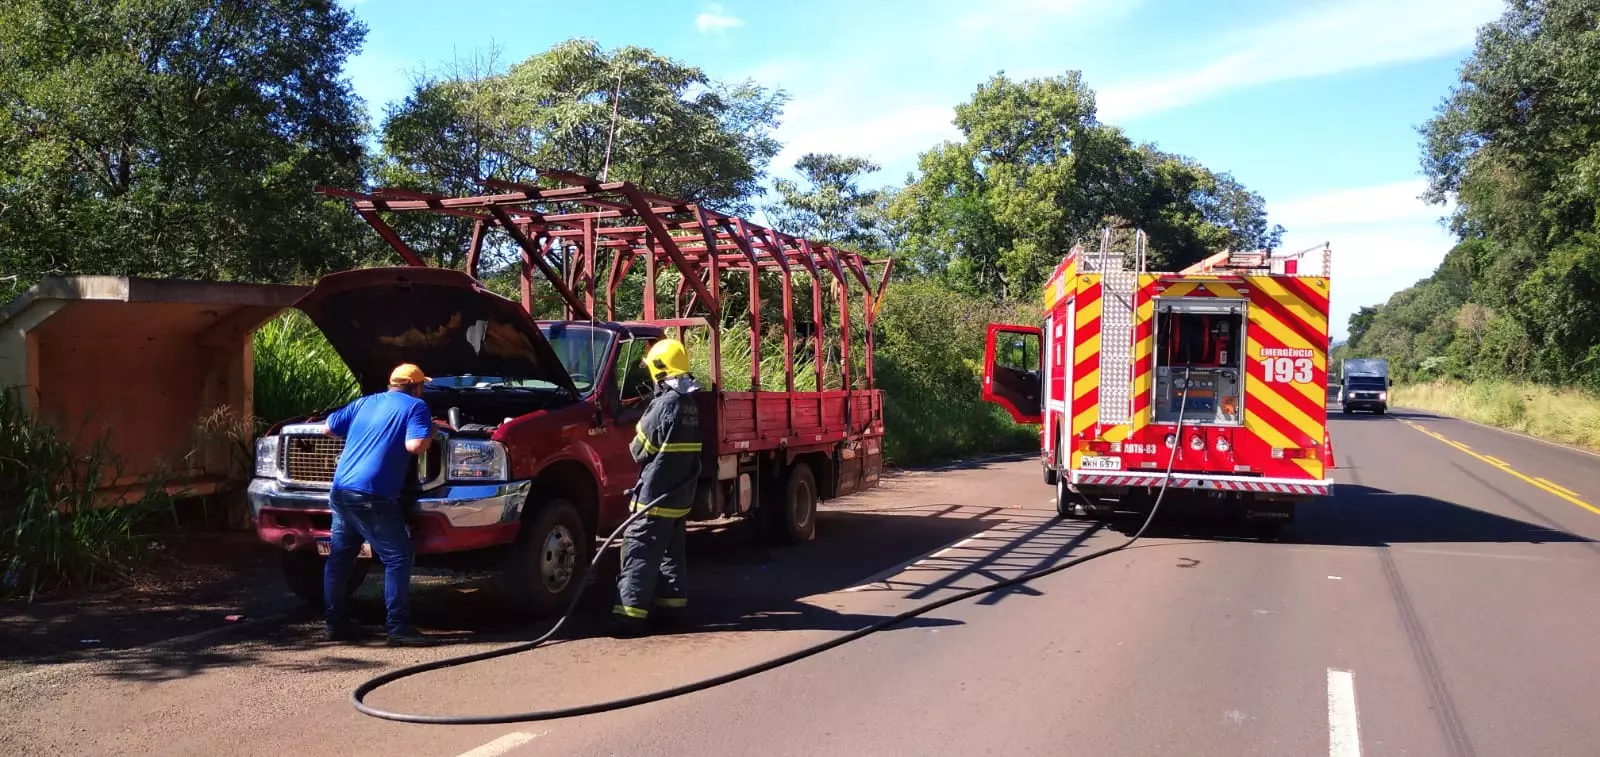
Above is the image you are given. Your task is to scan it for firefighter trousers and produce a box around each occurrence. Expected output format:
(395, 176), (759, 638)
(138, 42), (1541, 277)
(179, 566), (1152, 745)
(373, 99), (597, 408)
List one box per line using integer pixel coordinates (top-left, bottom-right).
(614, 513), (687, 619)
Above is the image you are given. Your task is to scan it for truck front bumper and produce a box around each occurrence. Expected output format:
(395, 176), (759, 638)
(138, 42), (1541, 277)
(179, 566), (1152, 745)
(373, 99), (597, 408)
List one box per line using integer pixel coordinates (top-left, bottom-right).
(1071, 471), (1332, 497)
(248, 478), (531, 554)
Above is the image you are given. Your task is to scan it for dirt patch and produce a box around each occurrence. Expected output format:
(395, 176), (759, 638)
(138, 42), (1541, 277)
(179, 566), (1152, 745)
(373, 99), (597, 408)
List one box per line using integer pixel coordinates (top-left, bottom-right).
(0, 531), (302, 667)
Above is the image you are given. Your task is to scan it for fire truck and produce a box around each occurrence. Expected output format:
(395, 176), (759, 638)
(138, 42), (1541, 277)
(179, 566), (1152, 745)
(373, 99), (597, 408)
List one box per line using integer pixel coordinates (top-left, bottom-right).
(982, 229), (1335, 527)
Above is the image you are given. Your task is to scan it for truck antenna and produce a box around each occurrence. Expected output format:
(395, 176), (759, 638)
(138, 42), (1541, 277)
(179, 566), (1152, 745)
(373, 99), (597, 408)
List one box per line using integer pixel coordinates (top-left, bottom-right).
(600, 70), (622, 182)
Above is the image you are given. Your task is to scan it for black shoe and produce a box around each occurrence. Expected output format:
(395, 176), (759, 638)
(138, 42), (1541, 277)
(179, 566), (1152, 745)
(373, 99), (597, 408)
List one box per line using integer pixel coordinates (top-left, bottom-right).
(651, 609), (691, 630)
(325, 623), (375, 643)
(386, 631), (438, 647)
(606, 616), (651, 639)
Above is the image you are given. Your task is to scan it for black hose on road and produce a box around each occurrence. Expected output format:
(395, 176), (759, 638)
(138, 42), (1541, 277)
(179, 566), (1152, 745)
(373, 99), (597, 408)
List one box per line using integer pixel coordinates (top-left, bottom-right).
(351, 380), (1193, 725)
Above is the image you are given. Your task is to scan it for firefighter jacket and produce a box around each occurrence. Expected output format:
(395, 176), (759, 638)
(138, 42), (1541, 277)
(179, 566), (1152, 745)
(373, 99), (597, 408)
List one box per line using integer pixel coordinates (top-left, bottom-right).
(629, 376), (703, 518)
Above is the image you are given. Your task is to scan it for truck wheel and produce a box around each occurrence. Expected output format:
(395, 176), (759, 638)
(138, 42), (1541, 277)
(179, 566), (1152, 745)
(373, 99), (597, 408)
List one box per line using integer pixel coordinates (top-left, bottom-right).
(502, 497), (590, 619)
(1044, 464), (1058, 486)
(1054, 474), (1073, 517)
(281, 550), (369, 606)
(775, 462), (819, 544)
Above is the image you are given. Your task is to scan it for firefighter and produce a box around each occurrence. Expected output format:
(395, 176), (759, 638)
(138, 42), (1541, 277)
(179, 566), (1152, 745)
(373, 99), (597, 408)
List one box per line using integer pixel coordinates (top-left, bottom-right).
(611, 337), (703, 636)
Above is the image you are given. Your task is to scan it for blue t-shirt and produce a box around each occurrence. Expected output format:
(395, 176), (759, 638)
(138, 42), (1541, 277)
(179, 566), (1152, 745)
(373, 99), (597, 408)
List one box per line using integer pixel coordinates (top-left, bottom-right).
(326, 390), (433, 499)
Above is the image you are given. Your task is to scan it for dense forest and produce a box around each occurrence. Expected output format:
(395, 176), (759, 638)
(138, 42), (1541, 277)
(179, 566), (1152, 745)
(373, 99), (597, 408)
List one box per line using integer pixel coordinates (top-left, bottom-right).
(1338, 0), (1600, 392)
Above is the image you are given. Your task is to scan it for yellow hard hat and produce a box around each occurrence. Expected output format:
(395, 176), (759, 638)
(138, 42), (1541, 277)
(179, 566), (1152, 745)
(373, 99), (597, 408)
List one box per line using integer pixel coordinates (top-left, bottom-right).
(643, 338), (690, 382)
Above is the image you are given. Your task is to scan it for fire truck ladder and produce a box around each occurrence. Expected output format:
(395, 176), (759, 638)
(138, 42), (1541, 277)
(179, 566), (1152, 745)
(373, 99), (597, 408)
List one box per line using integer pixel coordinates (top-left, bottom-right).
(1081, 228), (1146, 427)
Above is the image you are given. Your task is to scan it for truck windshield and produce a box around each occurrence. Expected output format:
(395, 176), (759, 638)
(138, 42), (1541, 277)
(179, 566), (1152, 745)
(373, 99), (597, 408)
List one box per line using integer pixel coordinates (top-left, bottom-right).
(538, 324), (616, 395)
(423, 324), (616, 396)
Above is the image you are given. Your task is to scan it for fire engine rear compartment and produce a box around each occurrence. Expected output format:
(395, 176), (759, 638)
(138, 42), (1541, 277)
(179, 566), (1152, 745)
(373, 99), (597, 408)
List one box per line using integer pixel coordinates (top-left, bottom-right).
(1153, 299), (1245, 427)
(981, 234), (1336, 527)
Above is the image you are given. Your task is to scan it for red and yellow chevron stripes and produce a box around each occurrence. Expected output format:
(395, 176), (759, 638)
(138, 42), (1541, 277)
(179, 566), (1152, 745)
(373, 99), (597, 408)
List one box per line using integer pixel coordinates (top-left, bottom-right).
(1043, 256), (1078, 310)
(1148, 275), (1330, 479)
(1070, 277), (1102, 442)
(1063, 271), (1331, 481)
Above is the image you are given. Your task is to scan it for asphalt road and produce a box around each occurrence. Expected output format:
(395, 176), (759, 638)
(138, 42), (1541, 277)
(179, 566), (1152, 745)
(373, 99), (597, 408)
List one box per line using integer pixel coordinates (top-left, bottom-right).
(4, 408), (1599, 756)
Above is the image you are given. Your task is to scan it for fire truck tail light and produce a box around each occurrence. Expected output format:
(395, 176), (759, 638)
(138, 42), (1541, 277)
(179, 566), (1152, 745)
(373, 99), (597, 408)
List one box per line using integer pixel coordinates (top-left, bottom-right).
(1271, 447), (1285, 459)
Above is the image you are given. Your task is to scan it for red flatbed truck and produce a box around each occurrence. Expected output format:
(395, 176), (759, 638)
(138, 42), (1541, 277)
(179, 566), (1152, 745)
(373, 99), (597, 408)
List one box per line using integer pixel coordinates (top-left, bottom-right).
(249, 172), (890, 616)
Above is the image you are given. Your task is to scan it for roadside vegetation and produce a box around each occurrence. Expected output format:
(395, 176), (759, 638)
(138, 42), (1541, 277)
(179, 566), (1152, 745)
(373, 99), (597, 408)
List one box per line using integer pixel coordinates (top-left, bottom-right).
(1336, 2), (1600, 441)
(253, 312), (359, 428)
(0, 391), (175, 602)
(1393, 381), (1600, 452)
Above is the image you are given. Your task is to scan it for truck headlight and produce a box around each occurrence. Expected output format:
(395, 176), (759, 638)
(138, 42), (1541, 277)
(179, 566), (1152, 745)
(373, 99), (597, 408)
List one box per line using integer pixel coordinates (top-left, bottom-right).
(254, 436), (280, 478)
(1378, 391), (1388, 401)
(447, 439), (510, 481)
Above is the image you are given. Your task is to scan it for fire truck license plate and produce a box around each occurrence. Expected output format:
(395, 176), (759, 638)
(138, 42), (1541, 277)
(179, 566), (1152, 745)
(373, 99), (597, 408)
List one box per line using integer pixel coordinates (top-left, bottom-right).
(1080, 455), (1123, 471)
(316, 539), (373, 559)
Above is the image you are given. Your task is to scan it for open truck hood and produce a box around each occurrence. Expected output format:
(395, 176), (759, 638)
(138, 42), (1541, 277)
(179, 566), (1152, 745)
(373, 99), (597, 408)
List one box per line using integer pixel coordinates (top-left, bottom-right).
(294, 267), (578, 395)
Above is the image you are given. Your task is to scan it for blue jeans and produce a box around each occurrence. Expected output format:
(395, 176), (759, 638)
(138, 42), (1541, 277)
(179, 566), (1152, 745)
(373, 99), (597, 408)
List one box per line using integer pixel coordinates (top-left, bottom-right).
(325, 489), (415, 636)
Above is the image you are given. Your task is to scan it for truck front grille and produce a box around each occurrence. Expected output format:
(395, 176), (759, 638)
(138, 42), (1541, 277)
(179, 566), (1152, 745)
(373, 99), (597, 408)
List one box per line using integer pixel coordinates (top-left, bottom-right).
(283, 435), (343, 484)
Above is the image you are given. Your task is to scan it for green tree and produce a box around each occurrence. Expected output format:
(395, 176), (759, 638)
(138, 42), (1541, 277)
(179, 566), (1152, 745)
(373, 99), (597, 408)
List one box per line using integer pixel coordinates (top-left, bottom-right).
(0, 0), (374, 299)
(1356, 0), (1600, 388)
(890, 72), (1279, 299)
(374, 39), (788, 271)
(767, 153), (886, 251)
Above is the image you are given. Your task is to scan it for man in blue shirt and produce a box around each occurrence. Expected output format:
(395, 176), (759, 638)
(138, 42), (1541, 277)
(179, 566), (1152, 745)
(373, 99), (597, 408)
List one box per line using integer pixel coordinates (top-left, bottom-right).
(322, 363), (435, 646)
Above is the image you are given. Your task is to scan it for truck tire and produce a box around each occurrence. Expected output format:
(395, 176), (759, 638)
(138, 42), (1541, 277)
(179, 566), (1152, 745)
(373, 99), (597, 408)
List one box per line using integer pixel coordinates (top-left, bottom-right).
(1054, 473), (1073, 517)
(281, 550), (369, 606)
(502, 496), (590, 619)
(772, 461), (818, 544)
(1044, 464), (1058, 486)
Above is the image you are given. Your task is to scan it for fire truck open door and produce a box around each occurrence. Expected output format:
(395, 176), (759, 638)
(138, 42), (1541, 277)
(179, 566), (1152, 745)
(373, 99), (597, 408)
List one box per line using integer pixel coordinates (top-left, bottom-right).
(983, 324), (1043, 424)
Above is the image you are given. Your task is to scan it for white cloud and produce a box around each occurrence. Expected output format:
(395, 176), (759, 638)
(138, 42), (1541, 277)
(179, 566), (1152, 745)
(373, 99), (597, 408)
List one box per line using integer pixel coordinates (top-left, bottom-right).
(695, 4), (745, 34)
(1269, 181), (1458, 340)
(1271, 179), (1448, 229)
(1098, 0), (1503, 120)
(770, 103), (961, 183)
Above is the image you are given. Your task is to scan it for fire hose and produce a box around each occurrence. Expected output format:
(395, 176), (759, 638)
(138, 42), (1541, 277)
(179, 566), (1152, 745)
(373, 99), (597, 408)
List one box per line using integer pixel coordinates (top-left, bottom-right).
(350, 376), (1194, 725)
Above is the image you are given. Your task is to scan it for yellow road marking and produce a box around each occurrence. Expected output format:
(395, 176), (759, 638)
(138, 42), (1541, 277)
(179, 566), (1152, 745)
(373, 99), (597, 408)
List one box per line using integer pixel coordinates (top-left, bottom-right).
(1536, 478), (1581, 499)
(1400, 420), (1600, 517)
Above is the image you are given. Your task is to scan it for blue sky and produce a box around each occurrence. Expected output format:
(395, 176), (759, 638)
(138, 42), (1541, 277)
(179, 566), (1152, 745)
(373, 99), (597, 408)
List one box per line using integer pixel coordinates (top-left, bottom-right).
(339, 0), (1507, 340)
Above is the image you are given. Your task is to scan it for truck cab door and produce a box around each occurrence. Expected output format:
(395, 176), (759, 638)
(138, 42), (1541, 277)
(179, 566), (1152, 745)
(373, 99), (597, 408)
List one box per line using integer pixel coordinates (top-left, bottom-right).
(983, 324), (1044, 424)
(596, 337), (658, 525)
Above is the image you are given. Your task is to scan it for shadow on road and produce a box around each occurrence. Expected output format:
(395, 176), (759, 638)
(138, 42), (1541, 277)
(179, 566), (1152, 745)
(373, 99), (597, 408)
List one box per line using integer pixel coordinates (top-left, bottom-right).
(2, 505), (1004, 683)
(1100, 483), (1596, 549)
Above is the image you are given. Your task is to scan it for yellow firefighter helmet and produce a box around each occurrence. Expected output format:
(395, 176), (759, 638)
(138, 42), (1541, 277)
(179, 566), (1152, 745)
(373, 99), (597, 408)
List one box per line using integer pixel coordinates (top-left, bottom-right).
(643, 338), (691, 382)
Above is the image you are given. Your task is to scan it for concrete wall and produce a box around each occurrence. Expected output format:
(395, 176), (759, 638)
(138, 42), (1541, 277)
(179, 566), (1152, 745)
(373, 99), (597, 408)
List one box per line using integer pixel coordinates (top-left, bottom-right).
(0, 277), (307, 502)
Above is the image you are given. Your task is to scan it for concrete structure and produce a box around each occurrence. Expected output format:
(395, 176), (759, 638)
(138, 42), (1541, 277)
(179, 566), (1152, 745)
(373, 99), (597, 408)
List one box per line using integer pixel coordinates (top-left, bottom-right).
(0, 276), (308, 503)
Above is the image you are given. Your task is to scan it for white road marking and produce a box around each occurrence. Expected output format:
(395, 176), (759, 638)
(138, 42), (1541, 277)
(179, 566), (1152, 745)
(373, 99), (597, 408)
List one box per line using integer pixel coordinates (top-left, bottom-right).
(1405, 547), (1556, 563)
(456, 731), (541, 757)
(1327, 668), (1362, 757)
(1328, 575), (1342, 580)
(843, 529), (997, 591)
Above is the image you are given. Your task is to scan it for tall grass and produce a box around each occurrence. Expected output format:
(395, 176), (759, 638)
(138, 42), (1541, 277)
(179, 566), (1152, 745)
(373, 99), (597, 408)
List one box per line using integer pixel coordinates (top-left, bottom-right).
(253, 311), (359, 427)
(875, 280), (1041, 465)
(0, 391), (174, 602)
(1393, 380), (1600, 450)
